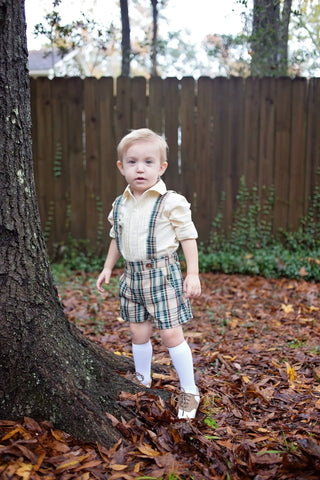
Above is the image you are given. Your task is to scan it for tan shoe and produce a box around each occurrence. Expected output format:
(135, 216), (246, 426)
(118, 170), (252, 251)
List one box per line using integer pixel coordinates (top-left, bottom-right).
(177, 388), (200, 419)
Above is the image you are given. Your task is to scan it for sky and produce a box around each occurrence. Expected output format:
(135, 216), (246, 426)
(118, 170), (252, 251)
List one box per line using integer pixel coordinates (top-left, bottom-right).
(25, 0), (247, 51)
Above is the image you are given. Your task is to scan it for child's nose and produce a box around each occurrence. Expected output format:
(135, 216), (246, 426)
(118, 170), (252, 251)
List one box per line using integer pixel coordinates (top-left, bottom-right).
(137, 162), (144, 172)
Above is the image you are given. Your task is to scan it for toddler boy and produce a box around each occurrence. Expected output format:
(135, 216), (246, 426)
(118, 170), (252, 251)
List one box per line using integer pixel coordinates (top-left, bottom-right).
(96, 128), (201, 419)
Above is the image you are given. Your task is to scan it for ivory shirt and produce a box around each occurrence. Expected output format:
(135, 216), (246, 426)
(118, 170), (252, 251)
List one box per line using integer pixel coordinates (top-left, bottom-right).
(108, 179), (198, 261)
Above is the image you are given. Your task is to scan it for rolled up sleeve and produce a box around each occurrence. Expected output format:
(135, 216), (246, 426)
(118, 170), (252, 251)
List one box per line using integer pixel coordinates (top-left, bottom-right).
(107, 207), (116, 238)
(165, 193), (198, 241)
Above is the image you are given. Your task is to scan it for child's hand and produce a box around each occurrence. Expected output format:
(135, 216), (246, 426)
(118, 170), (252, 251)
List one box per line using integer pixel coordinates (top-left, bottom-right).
(96, 268), (112, 293)
(183, 274), (201, 298)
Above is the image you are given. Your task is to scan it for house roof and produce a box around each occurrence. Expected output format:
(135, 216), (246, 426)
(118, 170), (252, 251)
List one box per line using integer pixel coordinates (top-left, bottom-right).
(28, 48), (90, 77)
(28, 49), (62, 71)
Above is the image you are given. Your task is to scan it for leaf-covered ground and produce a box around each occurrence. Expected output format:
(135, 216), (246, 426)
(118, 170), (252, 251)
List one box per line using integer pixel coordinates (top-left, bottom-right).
(1, 271), (320, 479)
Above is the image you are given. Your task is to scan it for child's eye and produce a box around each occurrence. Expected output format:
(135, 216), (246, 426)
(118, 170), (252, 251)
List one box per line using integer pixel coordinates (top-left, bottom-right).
(145, 159), (153, 165)
(127, 159), (136, 164)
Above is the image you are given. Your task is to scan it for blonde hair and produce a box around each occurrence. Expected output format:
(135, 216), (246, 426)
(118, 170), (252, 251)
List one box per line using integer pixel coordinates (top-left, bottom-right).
(117, 128), (168, 164)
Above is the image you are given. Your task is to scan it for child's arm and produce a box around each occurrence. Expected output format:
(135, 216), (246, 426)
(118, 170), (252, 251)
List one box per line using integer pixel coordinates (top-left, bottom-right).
(96, 239), (121, 293)
(180, 238), (201, 298)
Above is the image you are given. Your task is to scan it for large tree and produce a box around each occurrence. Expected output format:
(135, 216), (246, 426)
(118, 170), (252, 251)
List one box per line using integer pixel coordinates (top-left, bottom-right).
(251, 0), (292, 76)
(0, 0), (167, 447)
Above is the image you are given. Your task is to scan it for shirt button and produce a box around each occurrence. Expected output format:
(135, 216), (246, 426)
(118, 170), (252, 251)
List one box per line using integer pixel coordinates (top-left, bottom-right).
(146, 263), (152, 268)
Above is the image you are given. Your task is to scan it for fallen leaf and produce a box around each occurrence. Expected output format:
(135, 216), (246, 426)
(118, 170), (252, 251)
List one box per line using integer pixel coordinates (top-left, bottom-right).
(299, 266), (309, 277)
(281, 303), (294, 314)
(285, 362), (297, 382)
(109, 463), (128, 471)
(16, 462), (33, 480)
(137, 444), (161, 457)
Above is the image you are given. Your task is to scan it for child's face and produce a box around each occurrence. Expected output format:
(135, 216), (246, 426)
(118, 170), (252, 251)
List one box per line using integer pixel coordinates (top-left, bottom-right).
(117, 140), (167, 197)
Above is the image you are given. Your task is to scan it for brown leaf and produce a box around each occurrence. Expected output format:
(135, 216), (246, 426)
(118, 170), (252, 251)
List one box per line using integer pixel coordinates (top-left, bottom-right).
(297, 438), (320, 459)
(137, 443), (161, 457)
(109, 463), (128, 470)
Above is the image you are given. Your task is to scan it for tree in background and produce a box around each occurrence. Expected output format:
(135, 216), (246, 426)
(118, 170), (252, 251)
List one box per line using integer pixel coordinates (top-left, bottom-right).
(203, 33), (250, 77)
(150, 0), (159, 76)
(29, 0), (319, 79)
(129, 0), (202, 77)
(31, 0), (203, 78)
(289, 0), (320, 76)
(120, 0), (131, 75)
(0, 0), (166, 447)
(250, 0), (292, 76)
(34, 9), (118, 77)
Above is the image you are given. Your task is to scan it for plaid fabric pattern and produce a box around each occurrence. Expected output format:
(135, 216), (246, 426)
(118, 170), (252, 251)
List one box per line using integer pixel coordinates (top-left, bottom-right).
(119, 254), (193, 329)
(114, 191), (193, 330)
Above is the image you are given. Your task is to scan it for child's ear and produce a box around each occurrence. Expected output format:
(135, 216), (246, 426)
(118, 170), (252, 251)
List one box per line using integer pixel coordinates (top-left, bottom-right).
(117, 161), (124, 175)
(160, 162), (168, 176)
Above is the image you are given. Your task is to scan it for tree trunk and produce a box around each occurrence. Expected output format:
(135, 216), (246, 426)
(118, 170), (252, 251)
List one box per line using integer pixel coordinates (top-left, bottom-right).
(278, 0), (292, 75)
(0, 0), (168, 448)
(120, 0), (131, 76)
(150, 0), (159, 76)
(251, 0), (292, 76)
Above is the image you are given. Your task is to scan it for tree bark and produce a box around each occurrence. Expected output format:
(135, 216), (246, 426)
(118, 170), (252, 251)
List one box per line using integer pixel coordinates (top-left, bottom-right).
(150, 0), (159, 76)
(278, 0), (292, 75)
(0, 0), (168, 448)
(251, 0), (292, 76)
(120, 0), (131, 76)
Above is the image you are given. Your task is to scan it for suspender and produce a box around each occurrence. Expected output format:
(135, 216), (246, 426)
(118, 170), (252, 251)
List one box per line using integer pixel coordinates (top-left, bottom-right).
(113, 191), (172, 259)
(113, 194), (123, 254)
(146, 193), (170, 259)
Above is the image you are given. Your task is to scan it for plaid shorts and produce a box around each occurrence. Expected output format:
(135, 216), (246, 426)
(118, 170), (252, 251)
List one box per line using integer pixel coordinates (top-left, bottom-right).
(119, 253), (193, 330)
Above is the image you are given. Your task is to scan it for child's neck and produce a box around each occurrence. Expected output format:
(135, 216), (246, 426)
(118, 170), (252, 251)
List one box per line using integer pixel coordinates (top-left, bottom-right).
(133, 191), (143, 199)
(130, 180), (160, 199)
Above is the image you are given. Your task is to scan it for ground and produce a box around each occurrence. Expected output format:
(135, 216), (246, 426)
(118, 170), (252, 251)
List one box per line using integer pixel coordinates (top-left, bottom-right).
(1, 271), (320, 479)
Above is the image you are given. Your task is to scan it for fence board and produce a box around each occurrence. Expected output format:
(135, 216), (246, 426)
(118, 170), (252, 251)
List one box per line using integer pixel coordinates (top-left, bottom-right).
(305, 77), (320, 212)
(258, 78), (276, 192)
(32, 78), (54, 249)
(212, 77), (230, 228)
(131, 77), (147, 129)
(273, 77), (292, 232)
(210, 77), (224, 225)
(66, 78), (86, 240)
(288, 78), (307, 230)
(196, 77), (214, 239)
(243, 77), (260, 189)
(148, 76), (163, 133)
(51, 78), (69, 246)
(180, 77), (196, 204)
(115, 76), (130, 193)
(228, 77), (245, 216)
(164, 78), (180, 191)
(84, 78), (101, 244)
(116, 76), (131, 142)
(98, 77), (117, 243)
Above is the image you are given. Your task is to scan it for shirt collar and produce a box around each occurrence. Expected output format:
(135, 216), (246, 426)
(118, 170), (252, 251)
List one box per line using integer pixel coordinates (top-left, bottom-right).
(123, 179), (167, 199)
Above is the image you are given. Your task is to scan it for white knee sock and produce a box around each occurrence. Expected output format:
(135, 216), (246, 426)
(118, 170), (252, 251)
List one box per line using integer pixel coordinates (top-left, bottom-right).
(168, 340), (198, 394)
(132, 340), (152, 386)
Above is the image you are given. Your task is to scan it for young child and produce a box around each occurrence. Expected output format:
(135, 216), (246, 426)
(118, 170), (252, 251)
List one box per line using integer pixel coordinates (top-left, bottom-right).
(96, 128), (201, 419)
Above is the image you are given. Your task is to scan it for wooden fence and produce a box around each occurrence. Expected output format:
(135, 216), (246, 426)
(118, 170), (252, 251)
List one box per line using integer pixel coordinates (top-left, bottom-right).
(30, 76), (320, 253)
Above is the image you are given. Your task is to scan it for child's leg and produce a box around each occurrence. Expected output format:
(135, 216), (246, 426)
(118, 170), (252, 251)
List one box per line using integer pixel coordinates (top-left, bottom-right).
(160, 326), (198, 394)
(130, 321), (153, 387)
(161, 325), (200, 419)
